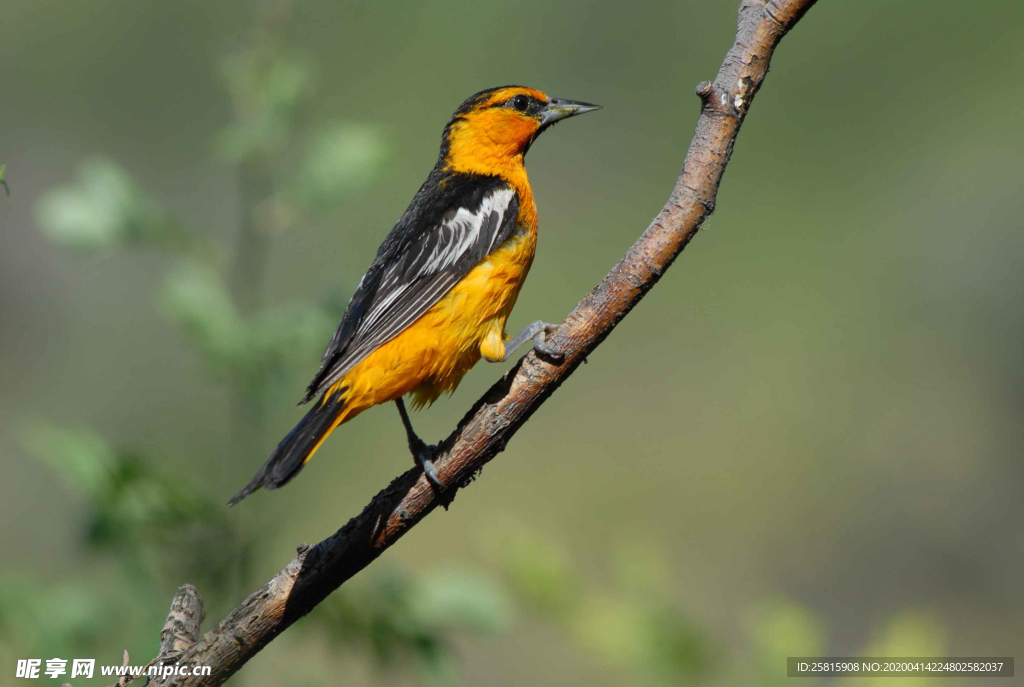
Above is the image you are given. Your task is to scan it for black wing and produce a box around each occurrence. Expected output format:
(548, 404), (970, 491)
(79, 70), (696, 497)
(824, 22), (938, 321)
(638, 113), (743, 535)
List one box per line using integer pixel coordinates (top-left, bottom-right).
(302, 172), (520, 403)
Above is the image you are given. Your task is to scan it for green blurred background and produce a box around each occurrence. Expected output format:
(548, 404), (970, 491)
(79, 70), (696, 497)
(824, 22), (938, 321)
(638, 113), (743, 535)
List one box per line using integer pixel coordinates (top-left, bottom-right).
(2, 0), (1022, 685)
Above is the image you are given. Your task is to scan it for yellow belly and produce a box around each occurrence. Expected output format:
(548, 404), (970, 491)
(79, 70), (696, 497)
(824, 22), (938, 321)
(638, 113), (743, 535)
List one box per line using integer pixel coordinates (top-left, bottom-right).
(327, 229), (536, 424)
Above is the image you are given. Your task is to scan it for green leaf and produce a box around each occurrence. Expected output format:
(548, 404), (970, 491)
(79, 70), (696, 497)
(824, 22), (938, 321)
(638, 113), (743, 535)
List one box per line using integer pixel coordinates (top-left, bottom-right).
(746, 597), (825, 685)
(18, 421), (118, 498)
(859, 610), (947, 661)
(837, 612), (947, 687)
(18, 417), (243, 596)
(612, 538), (674, 598)
(0, 574), (121, 653)
(247, 302), (336, 370)
(409, 568), (514, 632)
(312, 565), (511, 684)
(0, 163), (9, 196)
(217, 52), (314, 163)
(646, 607), (713, 680)
(481, 520), (578, 616)
(159, 260), (246, 371)
(576, 594), (653, 665)
(35, 158), (180, 252)
(263, 56), (313, 113)
(19, 420), (216, 532)
(294, 123), (388, 209)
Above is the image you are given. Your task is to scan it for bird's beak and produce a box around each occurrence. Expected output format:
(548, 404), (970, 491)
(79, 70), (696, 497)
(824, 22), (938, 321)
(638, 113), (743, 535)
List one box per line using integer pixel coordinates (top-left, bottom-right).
(538, 97), (602, 129)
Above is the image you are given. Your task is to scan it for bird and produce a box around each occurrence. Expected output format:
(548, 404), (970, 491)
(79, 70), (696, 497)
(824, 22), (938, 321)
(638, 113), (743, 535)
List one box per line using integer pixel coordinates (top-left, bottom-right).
(229, 86), (600, 506)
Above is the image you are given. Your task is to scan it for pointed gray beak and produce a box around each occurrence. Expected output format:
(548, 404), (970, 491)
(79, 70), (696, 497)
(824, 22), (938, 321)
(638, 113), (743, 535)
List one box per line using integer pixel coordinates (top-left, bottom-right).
(538, 97), (602, 129)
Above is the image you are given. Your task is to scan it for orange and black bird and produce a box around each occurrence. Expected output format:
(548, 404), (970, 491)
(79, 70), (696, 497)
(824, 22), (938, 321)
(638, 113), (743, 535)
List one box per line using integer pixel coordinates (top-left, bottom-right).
(229, 86), (600, 506)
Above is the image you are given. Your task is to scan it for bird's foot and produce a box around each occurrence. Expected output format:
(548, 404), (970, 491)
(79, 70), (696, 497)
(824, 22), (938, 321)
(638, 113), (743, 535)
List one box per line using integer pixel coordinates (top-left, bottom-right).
(409, 437), (454, 509)
(532, 323), (565, 364)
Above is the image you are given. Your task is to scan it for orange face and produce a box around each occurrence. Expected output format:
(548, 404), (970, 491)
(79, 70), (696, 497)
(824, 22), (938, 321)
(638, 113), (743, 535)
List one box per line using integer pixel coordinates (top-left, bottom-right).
(442, 86), (600, 176)
(443, 87), (550, 174)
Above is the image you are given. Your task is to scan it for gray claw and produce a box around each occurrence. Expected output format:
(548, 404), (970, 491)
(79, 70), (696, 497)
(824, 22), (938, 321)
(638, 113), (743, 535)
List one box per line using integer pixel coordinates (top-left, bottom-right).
(533, 326), (564, 363)
(534, 339), (563, 362)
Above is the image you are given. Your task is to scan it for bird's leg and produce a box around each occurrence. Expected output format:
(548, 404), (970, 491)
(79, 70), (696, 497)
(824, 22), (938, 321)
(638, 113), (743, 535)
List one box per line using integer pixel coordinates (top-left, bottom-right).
(496, 320), (564, 363)
(395, 397), (450, 503)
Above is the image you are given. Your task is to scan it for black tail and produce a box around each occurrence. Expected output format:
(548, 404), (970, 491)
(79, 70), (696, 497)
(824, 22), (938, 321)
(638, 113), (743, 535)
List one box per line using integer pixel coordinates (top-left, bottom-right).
(228, 393), (345, 506)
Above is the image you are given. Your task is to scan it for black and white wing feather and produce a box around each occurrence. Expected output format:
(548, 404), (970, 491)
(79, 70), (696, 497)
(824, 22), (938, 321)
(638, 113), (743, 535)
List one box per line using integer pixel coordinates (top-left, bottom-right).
(302, 173), (519, 403)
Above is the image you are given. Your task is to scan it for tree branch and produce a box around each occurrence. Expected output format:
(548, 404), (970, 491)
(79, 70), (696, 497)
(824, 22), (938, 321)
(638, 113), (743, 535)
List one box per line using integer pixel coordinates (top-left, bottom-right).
(131, 1), (818, 683)
(158, 585), (205, 658)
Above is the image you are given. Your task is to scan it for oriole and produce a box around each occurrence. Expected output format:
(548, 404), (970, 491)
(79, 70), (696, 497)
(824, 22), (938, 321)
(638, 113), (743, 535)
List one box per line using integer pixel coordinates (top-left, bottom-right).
(229, 86), (599, 506)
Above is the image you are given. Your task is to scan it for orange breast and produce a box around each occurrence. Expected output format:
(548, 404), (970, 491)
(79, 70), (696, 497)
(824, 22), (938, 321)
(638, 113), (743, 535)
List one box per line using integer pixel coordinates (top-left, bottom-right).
(329, 220), (537, 420)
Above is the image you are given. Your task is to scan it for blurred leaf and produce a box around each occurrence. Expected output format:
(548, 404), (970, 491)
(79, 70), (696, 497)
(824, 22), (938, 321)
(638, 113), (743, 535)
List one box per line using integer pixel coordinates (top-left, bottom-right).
(35, 158), (185, 252)
(217, 50), (313, 163)
(483, 522), (713, 683)
(17, 420), (242, 586)
(20, 421), (216, 539)
(159, 260), (246, 372)
(842, 610), (947, 687)
(217, 121), (283, 165)
(34, 584), (110, 646)
(576, 593), (712, 682)
(747, 597), (825, 659)
(314, 566), (511, 684)
(577, 594), (652, 665)
(746, 597), (825, 685)
(862, 609), (946, 656)
(0, 575), (120, 655)
(159, 267), (335, 389)
(612, 538), (674, 599)
(293, 123), (389, 210)
(248, 302), (336, 373)
(409, 568), (514, 632)
(645, 608), (713, 681)
(263, 55), (312, 113)
(0, 163), (9, 196)
(18, 421), (118, 498)
(481, 519), (578, 617)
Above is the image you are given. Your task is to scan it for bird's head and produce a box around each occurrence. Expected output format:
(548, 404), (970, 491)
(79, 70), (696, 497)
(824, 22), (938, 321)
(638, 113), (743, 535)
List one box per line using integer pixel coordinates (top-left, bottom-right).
(441, 86), (600, 175)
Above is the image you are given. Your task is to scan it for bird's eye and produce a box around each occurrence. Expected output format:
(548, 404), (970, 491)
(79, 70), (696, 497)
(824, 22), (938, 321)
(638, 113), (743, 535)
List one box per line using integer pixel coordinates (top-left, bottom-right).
(511, 94), (530, 112)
